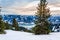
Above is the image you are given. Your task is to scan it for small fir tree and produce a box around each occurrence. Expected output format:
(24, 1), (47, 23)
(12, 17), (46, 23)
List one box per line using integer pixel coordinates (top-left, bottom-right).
(5, 21), (10, 29)
(12, 18), (19, 31)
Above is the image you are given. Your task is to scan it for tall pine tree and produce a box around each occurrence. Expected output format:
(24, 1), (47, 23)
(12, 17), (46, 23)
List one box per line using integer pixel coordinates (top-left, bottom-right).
(12, 18), (19, 31)
(0, 7), (5, 34)
(32, 0), (51, 35)
(0, 15), (5, 34)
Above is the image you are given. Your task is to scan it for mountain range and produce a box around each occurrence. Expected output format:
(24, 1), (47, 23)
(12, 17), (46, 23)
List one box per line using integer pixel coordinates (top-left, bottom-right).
(2, 15), (60, 24)
(1, 15), (60, 31)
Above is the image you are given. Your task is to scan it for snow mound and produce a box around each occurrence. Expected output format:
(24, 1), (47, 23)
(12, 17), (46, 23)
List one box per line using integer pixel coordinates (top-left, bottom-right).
(0, 30), (60, 40)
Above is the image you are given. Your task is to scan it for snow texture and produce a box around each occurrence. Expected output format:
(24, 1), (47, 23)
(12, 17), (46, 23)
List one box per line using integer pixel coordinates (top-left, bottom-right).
(0, 30), (60, 40)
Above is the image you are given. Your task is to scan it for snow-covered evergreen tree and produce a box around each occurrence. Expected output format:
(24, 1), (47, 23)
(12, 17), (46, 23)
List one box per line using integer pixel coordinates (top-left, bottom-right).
(32, 0), (51, 35)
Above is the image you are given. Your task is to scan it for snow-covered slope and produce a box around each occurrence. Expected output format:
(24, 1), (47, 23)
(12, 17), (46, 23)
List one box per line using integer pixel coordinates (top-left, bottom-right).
(0, 30), (60, 40)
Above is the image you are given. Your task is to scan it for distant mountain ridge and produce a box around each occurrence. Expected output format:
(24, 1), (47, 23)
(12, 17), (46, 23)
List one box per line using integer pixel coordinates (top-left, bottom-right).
(2, 15), (36, 26)
(2, 15), (60, 24)
(2, 15), (60, 32)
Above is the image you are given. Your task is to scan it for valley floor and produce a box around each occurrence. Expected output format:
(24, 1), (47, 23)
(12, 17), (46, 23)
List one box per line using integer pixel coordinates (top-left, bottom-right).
(0, 30), (60, 40)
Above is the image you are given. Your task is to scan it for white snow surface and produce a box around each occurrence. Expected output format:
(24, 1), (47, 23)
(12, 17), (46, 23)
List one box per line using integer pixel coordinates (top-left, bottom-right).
(0, 30), (60, 40)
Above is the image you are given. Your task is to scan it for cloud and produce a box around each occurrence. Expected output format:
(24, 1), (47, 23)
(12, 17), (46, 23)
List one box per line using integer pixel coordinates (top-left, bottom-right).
(22, 1), (60, 15)
(1, 0), (33, 7)
(1, 0), (60, 15)
(24, 1), (39, 8)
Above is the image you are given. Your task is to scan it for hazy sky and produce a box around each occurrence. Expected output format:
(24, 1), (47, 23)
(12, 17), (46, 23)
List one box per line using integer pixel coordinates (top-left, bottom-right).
(0, 0), (60, 15)
(0, 0), (60, 7)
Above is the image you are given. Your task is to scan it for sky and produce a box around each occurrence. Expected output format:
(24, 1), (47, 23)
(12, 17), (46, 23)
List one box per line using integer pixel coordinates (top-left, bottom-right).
(0, 0), (60, 15)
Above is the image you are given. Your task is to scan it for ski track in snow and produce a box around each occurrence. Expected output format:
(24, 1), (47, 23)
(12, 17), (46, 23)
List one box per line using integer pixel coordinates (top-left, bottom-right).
(0, 30), (60, 40)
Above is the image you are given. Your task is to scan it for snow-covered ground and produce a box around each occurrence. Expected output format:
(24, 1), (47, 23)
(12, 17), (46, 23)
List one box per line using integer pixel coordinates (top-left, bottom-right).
(0, 30), (60, 40)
